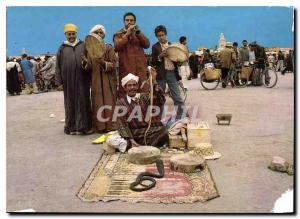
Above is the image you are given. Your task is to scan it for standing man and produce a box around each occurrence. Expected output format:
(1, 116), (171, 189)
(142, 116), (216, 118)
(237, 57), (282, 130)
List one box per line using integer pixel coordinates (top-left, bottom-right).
(249, 44), (256, 64)
(203, 49), (212, 65)
(251, 41), (268, 85)
(282, 50), (294, 75)
(6, 57), (22, 95)
(29, 56), (38, 79)
(219, 42), (235, 88)
(277, 50), (285, 73)
(178, 36), (190, 87)
(233, 42), (239, 63)
(151, 25), (186, 119)
(55, 23), (92, 135)
(38, 54), (56, 92)
(239, 40), (250, 66)
(20, 54), (38, 94)
(189, 52), (199, 79)
(113, 12), (150, 98)
(83, 24), (118, 133)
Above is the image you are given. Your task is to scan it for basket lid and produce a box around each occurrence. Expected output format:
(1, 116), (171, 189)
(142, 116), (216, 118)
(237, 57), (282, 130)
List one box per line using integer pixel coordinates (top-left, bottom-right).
(187, 121), (210, 129)
(166, 43), (189, 63)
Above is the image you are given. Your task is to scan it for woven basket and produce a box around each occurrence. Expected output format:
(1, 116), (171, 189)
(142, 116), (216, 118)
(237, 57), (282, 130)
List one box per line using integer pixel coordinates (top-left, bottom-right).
(204, 69), (220, 80)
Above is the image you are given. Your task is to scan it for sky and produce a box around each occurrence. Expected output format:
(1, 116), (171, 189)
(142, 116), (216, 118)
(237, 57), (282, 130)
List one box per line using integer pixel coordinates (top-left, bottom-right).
(6, 6), (294, 56)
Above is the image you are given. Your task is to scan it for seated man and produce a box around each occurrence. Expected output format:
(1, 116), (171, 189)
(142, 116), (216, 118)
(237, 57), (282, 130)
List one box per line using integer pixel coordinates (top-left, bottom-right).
(116, 72), (169, 149)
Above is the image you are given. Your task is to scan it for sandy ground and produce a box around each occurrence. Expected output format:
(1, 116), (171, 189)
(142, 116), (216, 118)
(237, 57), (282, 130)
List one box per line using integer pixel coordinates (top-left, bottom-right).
(6, 73), (294, 213)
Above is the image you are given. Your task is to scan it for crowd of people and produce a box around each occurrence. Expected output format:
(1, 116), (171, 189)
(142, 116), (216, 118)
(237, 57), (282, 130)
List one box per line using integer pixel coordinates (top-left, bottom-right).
(185, 40), (294, 88)
(53, 12), (188, 151)
(6, 53), (56, 95)
(6, 12), (295, 152)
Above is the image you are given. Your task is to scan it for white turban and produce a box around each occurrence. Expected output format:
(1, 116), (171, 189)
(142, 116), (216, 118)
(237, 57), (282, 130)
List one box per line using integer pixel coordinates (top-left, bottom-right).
(89, 24), (106, 35)
(121, 73), (139, 87)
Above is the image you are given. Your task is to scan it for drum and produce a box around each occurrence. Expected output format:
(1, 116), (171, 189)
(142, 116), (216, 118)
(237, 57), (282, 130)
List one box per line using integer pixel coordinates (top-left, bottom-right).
(165, 43), (189, 63)
(84, 33), (106, 59)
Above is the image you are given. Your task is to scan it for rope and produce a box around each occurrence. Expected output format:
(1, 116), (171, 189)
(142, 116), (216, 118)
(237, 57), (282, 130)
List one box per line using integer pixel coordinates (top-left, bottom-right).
(144, 66), (154, 146)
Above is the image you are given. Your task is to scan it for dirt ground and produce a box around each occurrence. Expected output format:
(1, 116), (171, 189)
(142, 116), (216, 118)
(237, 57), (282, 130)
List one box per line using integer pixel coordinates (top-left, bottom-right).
(6, 73), (294, 213)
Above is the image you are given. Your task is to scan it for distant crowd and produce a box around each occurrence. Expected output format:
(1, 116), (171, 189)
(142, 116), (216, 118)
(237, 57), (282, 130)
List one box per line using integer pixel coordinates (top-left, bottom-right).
(6, 53), (56, 95)
(6, 40), (294, 96)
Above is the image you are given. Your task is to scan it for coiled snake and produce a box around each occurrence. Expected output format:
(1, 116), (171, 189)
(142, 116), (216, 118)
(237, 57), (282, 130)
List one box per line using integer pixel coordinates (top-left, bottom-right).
(129, 159), (164, 192)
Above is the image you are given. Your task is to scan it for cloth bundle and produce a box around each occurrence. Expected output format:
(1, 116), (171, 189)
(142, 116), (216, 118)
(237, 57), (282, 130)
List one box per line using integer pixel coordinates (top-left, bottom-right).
(167, 117), (190, 136)
(106, 133), (128, 153)
(204, 63), (215, 70)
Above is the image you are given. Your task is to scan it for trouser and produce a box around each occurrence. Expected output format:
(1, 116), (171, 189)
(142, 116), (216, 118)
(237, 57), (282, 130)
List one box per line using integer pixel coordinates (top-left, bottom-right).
(277, 60), (284, 72)
(177, 63), (190, 89)
(178, 62), (191, 80)
(221, 68), (230, 81)
(44, 74), (55, 90)
(281, 66), (292, 74)
(252, 68), (263, 86)
(157, 70), (186, 119)
(191, 68), (198, 78)
(44, 79), (51, 90)
(25, 82), (38, 94)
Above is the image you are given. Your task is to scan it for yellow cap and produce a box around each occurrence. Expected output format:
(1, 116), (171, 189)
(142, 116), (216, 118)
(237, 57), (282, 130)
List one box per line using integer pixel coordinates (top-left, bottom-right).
(64, 23), (77, 33)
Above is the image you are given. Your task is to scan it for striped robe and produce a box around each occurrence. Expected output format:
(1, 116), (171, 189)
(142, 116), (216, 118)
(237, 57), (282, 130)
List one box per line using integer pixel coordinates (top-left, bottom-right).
(117, 85), (168, 149)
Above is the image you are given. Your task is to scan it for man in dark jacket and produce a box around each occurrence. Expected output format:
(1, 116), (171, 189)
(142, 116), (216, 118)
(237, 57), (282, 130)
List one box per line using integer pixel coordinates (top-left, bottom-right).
(151, 25), (186, 119)
(252, 41), (268, 85)
(189, 52), (199, 79)
(55, 23), (92, 135)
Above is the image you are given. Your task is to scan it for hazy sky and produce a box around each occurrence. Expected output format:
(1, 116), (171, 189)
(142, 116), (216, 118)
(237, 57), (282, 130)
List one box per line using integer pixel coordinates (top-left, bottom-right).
(6, 6), (294, 56)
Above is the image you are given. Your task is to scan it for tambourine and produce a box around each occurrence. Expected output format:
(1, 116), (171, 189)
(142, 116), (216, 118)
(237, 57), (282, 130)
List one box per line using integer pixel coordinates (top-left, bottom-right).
(84, 33), (106, 59)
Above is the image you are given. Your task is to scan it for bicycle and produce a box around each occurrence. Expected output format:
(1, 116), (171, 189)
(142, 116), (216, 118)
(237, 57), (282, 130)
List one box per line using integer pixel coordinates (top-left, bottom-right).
(200, 68), (221, 90)
(223, 65), (248, 88)
(241, 62), (278, 88)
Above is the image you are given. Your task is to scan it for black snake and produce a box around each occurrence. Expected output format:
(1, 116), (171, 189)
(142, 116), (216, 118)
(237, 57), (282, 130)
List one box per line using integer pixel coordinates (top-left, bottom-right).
(129, 159), (164, 192)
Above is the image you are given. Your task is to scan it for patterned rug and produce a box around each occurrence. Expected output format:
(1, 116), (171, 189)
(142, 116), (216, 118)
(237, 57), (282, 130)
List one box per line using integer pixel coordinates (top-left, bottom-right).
(77, 151), (219, 203)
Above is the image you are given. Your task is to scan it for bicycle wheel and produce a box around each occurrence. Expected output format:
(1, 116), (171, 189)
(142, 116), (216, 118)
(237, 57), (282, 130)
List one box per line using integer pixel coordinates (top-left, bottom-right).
(262, 68), (278, 88)
(234, 71), (249, 88)
(200, 73), (220, 90)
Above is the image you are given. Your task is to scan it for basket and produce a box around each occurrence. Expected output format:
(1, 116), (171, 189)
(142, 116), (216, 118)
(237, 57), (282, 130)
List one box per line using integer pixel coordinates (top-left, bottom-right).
(187, 121), (211, 149)
(241, 66), (252, 79)
(204, 69), (220, 80)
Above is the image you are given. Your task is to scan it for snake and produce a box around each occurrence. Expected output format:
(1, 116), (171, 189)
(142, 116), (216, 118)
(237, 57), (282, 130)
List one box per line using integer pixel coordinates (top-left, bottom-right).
(129, 159), (164, 192)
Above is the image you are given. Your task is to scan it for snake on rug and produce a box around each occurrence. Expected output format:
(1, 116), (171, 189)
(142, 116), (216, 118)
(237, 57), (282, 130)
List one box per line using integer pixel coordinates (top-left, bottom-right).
(129, 159), (165, 192)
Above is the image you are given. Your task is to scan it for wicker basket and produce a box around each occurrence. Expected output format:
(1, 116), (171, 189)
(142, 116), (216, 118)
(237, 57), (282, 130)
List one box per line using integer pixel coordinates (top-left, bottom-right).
(204, 69), (221, 80)
(241, 67), (252, 79)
